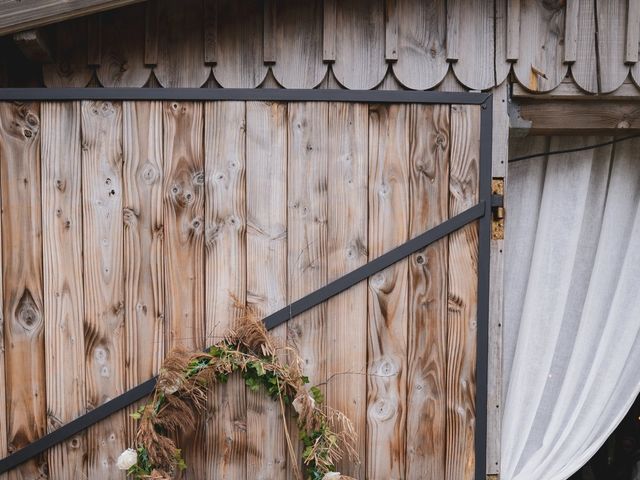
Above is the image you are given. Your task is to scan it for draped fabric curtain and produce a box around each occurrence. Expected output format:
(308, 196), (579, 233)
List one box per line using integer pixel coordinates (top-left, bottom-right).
(501, 136), (640, 480)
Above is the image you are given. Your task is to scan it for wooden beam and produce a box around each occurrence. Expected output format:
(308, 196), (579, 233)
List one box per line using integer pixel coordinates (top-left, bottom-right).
(511, 100), (640, 134)
(385, 0), (398, 61)
(263, 0), (276, 64)
(0, 0), (145, 36)
(12, 29), (54, 63)
(512, 80), (640, 100)
(323, 0), (337, 62)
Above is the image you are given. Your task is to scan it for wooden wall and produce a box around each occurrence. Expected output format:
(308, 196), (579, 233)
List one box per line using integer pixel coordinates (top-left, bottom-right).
(0, 0), (636, 96)
(0, 100), (480, 479)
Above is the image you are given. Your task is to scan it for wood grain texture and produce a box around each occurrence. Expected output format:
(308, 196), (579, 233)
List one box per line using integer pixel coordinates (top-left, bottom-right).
(450, 0), (496, 90)
(246, 101), (288, 480)
(203, 101), (247, 479)
(41, 102), (87, 478)
(495, 0), (512, 85)
(122, 101), (164, 448)
(81, 100), (125, 479)
(385, 0), (398, 61)
(326, 102), (368, 478)
(487, 81), (509, 475)
(446, 104), (480, 480)
(367, 104), (409, 480)
(506, 0), (521, 61)
(322, 0), (337, 62)
(97, 4), (151, 87)
(0, 102), (46, 480)
(333, 0), (387, 89)
(513, 0), (567, 92)
(570, 0), (598, 93)
(162, 101), (205, 352)
(43, 18), (93, 87)
(564, 0), (579, 63)
(154, 0), (211, 88)
(596, 0), (629, 93)
(287, 102), (328, 478)
(271, 0), (326, 89)
(626, 0), (640, 64)
(391, 0), (448, 90)
(0, 0), (144, 36)
(263, 0), (276, 64)
(213, 0), (268, 88)
(514, 100), (640, 134)
(406, 104), (449, 479)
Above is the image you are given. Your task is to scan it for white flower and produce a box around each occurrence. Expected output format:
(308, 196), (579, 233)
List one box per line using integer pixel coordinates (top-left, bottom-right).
(322, 473), (341, 480)
(116, 448), (137, 470)
(292, 393), (315, 416)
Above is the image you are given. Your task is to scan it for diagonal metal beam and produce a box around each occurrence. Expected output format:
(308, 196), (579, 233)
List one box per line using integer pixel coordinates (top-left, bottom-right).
(0, 201), (485, 475)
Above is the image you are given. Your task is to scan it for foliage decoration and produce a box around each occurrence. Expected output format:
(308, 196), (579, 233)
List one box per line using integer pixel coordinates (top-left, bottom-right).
(120, 306), (358, 480)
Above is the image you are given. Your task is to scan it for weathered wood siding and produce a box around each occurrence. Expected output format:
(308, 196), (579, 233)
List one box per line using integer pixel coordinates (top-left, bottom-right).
(0, 100), (479, 479)
(0, 0), (630, 95)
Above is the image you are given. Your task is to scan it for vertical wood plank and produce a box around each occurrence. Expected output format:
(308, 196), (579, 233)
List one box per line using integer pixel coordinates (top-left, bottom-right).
(507, 0), (521, 61)
(0, 102), (46, 479)
(405, 104), (449, 479)
(43, 19), (93, 87)
(385, 0), (398, 61)
(213, 0), (268, 88)
(596, 0), (630, 93)
(122, 101), (164, 445)
(154, 0), (211, 88)
(495, 0), (512, 86)
(81, 100), (125, 479)
(263, 0), (276, 64)
(367, 104), (409, 480)
(571, 0), (598, 93)
(513, 0), (567, 92)
(564, 0), (578, 63)
(487, 81), (509, 475)
(203, 101), (247, 479)
(392, 0), (448, 90)
(162, 100), (205, 474)
(42, 102), (87, 478)
(323, 0), (337, 62)
(626, 0), (640, 64)
(446, 104), (480, 480)
(271, 0), (327, 89)
(326, 102), (368, 478)
(446, 0), (460, 62)
(246, 101), (288, 479)
(163, 101), (205, 352)
(144, 1), (158, 66)
(333, 0), (387, 89)
(97, 5), (152, 88)
(287, 101), (328, 478)
(450, 0), (497, 90)
(204, 0), (217, 65)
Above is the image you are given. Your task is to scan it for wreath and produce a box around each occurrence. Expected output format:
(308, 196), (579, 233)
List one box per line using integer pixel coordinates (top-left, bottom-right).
(117, 306), (359, 480)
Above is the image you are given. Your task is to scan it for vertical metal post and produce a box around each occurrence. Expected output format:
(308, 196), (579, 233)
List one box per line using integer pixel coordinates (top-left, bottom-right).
(475, 96), (493, 480)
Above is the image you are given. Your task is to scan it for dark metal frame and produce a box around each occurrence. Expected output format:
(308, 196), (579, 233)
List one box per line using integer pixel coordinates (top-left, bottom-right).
(0, 88), (492, 479)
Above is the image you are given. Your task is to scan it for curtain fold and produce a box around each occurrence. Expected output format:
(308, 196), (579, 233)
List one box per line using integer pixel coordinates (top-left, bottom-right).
(501, 136), (640, 480)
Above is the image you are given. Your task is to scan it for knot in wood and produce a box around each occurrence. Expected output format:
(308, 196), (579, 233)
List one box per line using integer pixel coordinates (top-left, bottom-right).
(192, 170), (205, 186)
(371, 398), (395, 421)
(140, 161), (159, 185)
(15, 289), (41, 332)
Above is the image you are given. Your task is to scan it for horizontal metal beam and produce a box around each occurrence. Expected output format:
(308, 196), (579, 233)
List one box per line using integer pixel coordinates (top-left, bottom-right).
(0, 88), (491, 105)
(0, 201), (485, 475)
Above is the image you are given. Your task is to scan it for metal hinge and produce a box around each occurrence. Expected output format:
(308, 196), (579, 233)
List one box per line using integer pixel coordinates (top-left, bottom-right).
(492, 178), (505, 240)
